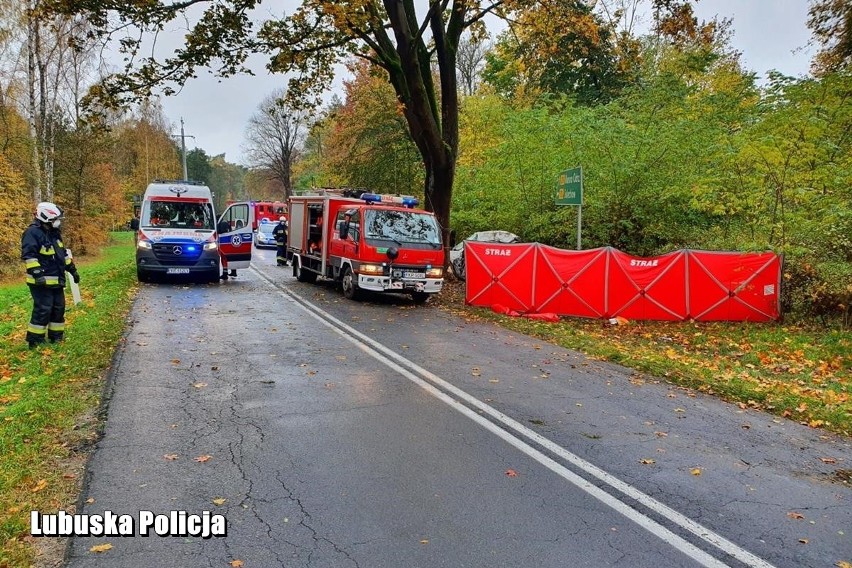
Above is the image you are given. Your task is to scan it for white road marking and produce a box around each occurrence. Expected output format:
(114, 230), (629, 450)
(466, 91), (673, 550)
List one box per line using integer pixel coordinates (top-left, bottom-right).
(252, 267), (778, 568)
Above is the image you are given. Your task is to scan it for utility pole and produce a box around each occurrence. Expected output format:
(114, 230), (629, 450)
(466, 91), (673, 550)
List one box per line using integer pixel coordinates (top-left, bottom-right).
(171, 118), (195, 181)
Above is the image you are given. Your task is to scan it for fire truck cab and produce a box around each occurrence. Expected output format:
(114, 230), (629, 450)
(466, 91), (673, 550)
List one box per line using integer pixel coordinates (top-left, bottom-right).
(288, 192), (444, 303)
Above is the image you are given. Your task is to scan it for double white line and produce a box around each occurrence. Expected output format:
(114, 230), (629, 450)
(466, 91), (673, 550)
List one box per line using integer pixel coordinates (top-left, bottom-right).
(253, 267), (777, 568)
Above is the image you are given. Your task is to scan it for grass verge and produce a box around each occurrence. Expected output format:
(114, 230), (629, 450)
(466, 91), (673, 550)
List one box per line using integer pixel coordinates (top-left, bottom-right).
(0, 232), (136, 568)
(436, 279), (851, 437)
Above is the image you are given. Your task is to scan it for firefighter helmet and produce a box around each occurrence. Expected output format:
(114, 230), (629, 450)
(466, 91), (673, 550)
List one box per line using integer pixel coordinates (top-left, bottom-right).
(35, 202), (62, 223)
(279, 216), (286, 222)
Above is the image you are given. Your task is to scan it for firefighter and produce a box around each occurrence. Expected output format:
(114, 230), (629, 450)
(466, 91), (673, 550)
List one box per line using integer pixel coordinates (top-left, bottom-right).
(273, 216), (288, 266)
(21, 202), (79, 348)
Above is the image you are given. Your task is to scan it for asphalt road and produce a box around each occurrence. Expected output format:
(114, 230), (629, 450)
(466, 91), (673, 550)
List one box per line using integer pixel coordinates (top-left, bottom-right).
(65, 245), (851, 568)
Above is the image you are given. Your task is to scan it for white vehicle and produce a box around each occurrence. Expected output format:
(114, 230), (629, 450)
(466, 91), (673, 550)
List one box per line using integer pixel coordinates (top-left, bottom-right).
(135, 180), (253, 283)
(450, 230), (521, 281)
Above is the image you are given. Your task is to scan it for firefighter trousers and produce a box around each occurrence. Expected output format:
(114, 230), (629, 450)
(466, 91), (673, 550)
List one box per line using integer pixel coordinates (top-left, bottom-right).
(276, 244), (287, 265)
(27, 286), (65, 345)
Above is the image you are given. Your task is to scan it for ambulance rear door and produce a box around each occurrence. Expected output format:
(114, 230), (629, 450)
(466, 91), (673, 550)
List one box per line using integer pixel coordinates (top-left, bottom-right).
(218, 202), (254, 269)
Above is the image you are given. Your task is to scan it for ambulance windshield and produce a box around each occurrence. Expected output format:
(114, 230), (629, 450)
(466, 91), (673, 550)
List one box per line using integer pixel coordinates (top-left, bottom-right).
(364, 210), (441, 246)
(142, 200), (215, 230)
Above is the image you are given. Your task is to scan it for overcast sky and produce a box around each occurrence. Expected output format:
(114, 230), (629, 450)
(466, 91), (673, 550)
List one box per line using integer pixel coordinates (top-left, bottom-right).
(153, 0), (815, 167)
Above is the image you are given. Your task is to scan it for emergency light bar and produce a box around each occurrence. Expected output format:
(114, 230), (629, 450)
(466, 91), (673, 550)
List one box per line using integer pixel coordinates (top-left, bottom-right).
(360, 193), (419, 208)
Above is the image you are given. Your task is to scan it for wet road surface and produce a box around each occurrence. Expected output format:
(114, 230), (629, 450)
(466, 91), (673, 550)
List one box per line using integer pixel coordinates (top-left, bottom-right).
(65, 246), (851, 568)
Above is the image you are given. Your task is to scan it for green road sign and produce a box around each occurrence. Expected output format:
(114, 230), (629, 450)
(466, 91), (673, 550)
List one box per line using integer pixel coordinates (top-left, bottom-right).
(555, 167), (583, 205)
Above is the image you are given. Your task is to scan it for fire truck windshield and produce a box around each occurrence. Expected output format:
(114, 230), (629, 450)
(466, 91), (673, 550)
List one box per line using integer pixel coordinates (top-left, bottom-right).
(364, 210), (441, 246)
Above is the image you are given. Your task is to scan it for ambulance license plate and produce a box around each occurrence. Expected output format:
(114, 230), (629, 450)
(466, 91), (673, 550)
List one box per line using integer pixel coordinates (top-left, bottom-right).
(167, 268), (190, 274)
(394, 270), (425, 279)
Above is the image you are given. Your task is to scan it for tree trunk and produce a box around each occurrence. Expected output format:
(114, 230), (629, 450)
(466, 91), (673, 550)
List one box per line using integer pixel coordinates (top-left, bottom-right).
(425, 155), (455, 264)
(26, 4), (42, 203)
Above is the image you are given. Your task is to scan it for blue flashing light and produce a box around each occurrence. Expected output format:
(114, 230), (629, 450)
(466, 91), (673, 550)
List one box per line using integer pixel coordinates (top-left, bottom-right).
(360, 193), (382, 203)
(185, 246), (197, 252)
(360, 193), (419, 208)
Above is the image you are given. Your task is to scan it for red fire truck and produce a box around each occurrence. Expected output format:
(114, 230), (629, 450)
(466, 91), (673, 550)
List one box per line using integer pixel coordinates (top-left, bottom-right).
(287, 192), (444, 303)
(228, 200), (287, 230)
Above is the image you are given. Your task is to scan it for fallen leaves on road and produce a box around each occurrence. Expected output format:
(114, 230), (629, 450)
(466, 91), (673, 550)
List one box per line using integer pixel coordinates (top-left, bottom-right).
(505, 469), (518, 477)
(820, 457), (837, 464)
(212, 498), (226, 506)
(799, 538), (809, 544)
(420, 539), (429, 545)
(639, 459), (656, 465)
(471, 367), (481, 377)
(230, 560), (244, 567)
(171, 359), (181, 365)
(163, 454), (179, 461)
(89, 544), (112, 553)
(690, 468), (702, 476)
(787, 512), (805, 520)
(193, 382), (208, 389)
(194, 455), (212, 463)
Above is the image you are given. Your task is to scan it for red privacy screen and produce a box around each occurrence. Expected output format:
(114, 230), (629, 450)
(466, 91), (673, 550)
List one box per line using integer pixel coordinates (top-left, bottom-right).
(464, 244), (781, 322)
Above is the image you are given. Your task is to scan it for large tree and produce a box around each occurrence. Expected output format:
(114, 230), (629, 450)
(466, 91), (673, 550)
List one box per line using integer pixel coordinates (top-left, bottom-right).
(48, 0), (535, 251)
(244, 88), (307, 200)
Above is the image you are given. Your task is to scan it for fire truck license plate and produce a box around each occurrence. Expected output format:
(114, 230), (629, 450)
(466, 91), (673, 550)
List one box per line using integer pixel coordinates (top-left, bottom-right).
(394, 271), (425, 279)
(167, 268), (190, 274)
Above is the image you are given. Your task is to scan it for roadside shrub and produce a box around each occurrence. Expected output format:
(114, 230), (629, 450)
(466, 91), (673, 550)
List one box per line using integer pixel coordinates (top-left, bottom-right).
(782, 258), (852, 327)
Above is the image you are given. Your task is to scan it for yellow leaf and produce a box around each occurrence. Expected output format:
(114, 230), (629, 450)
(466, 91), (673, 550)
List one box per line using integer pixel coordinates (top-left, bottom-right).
(799, 538), (809, 544)
(820, 457), (837, 464)
(787, 512), (804, 520)
(89, 543), (113, 553)
(690, 468), (702, 476)
(193, 382), (208, 389)
(420, 539), (429, 545)
(194, 455), (212, 463)
(230, 561), (244, 567)
(163, 454), (179, 461)
(31, 479), (48, 493)
(835, 561), (852, 568)
(171, 359), (181, 365)
(471, 367), (481, 376)
(212, 498), (226, 506)
(640, 459), (656, 465)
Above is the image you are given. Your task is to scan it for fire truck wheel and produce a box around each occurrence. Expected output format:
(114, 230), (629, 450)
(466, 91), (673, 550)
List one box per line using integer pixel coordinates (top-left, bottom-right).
(341, 266), (362, 300)
(411, 292), (429, 304)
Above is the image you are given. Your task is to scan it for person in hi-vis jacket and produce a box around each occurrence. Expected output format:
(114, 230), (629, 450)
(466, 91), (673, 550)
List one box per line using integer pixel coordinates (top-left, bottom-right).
(21, 202), (79, 348)
(273, 216), (288, 266)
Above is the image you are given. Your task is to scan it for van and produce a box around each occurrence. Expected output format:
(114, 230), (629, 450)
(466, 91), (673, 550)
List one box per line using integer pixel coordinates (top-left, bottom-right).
(135, 180), (253, 283)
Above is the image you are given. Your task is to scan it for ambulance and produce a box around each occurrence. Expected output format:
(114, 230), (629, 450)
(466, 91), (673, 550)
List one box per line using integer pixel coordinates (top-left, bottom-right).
(135, 180), (253, 283)
(287, 192), (444, 303)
